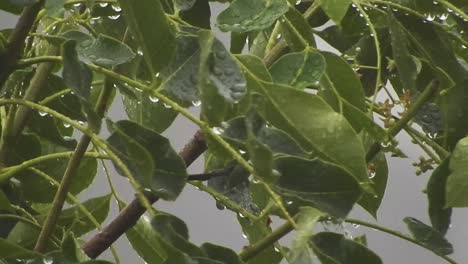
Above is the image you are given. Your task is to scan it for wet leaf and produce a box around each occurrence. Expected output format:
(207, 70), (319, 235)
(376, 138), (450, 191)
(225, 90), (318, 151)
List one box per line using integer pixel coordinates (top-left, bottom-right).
(289, 207), (323, 263)
(311, 232), (382, 264)
(269, 50), (326, 90)
(62, 40), (92, 103)
(427, 158), (452, 235)
(107, 121), (187, 200)
(119, 0), (176, 76)
(216, 0), (289, 32)
(404, 217), (453, 255)
(274, 156), (362, 218)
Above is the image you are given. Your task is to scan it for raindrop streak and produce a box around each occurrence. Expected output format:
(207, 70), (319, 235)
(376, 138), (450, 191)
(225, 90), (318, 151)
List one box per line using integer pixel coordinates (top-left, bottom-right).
(149, 95), (159, 103)
(212, 127), (224, 135)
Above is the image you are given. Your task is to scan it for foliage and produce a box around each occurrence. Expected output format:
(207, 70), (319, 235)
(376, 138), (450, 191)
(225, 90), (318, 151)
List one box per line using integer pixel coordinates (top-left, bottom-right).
(0, 0), (467, 263)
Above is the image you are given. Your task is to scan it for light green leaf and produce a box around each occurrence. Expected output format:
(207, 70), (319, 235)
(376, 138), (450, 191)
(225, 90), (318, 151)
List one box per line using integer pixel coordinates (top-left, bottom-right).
(280, 7), (317, 51)
(216, 0), (289, 32)
(0, 190), (11, 211)
(119, 0), (176, 77)
(269, 50), (326, 89)
(404, 217), (453, 255)
(274, 156), (362, 218)
(107, 121), (187, 200)
(234, 55), (272, 82)
(319, 0), (351, 24)
(446, 137), (468, 207)
(311, 232), (382, 264)
(289, 207), (323, 263)
(0, 238), (40, 259)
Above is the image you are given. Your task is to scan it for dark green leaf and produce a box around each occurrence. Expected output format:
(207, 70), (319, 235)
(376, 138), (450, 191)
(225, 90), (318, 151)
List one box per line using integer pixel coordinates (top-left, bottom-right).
(289, 207), (323, 263)
(281, 7), (317, 51)
(404, 217), (453, 255)
(446, 137), (468, 207)
(388, 15), (419, 92)
(62, 40), (92, 102)
(216, 0), (289, 32)
(0, 190), (11, 211)
(0, 1), (22, 13)
(126, 214), (167, 264)
(9, 134), (41, 165)
(57, 194), (111, 237)
(319, 0), (351, 24)
(7, 0), (36, 7)
(269, 50), (326, 90)
(180, 0), (211, 29)
(119, 0), (176, 76)
(311, 232), (382, 264)
(354, 235), (367, 246)
(0, 238), (40, 259)
(201, 243), (242, 264)
(274, 156), (362, 218)
(427, 158), (452, 235)
(358, 151), (388, 218)
(235, 55), (272, 82)
(108, 121), (187, 200)
(27, 113), (77, 149)
(151, 214), (205, 257)
(122, 90), (178, 133)
(250, 82), (371, 192)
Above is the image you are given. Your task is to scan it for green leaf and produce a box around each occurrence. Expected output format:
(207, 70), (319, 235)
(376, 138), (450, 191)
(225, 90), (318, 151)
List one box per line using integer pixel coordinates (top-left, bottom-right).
(289, 207), (323, 263)
(358, 151), (388, 218)
(319, 0), (351, 24)
(126, 214), (166, 264)
(269, 50), (326, 90)
(174, 0), (196, 11)
(0, 238), (40, 259)
(62, 40), (92, 103)
(280, 7), (317, 51)
(311, 232), (382, 264)
(18, 155), (97, 203)
(249, 81), (371, 191)
(107, 121), (187, 200)
(321, 52), (366, 112)
(0, 1), (22, 13)
(404, 217), (453, 255)
(62, 30), (136, 67)
(388, 15), (419, 92)
(151, 214), (205, 257)
(216, 0), (289, 32)
(159, 34), (201, 105)
(119, 0), (176, 77)
(237, 217), (283, 264)
(57, 194), (111, 237)
(274, 156), (362, 218)
(427, 158), (452, 235)
(7, 0), (36, 7)
(234, 55), (272, 82)
(180, 0), (211, 29)
(27, 113), (77, 149)
(122, 90), (178, 133)
(200, 243), (242, 264)
(45, 0), (64, 17)
(0, 190), (11, 211)
(446, 137), (468, 207)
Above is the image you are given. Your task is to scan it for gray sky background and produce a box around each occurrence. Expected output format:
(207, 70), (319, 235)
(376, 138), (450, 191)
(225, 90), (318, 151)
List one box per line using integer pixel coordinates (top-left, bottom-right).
(1, 3), (468, 263)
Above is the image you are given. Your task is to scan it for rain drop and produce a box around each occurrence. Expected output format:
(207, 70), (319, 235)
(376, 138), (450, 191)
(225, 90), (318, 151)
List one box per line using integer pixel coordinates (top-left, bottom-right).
(212, 127), (224, 135)
(352, 224), (360, 228)
(368, 171), (376, 179)
(108, 14), (121, 20)
(192, 100), (201, 107)
(111, 5), (122, 12)
(137, 49), (143, 55)
(73, 3), (81, 8)
(462, 45), (467, 49)
(272, 169), (282, 177)
(238, 212), (246, 218)
(155, 72), (161, 79)
(274, 247), (280, 252)
(39, 111), (47, 117)
(295, 0), (301, 5)
(239, 149), (246, 154)
(163, 103), (172, 109)
(286, 201), (293, 205)
(439, 13), (449, 21)
(149, 95), (159, 103)
(242, 232), (248, 239)
(221, 121), (229, 129)
(276, 34), (282, 40)
(63, 123), (71, 128)
(425, 13), (435, 21)
(99, 2), (108, 7)
(355, 47), (361, 52)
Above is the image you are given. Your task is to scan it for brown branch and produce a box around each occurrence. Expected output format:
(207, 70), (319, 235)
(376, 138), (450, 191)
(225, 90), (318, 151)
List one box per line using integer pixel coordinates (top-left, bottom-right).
(82, 130), (207, 258)
(0, 0), (44, 86)
(187, 165), (235, 181)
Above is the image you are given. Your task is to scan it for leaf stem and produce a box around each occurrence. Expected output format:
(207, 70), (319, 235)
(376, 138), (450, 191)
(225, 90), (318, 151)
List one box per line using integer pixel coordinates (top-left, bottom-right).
(404, 125), (449, 159)
(344, 218), (458, 264)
